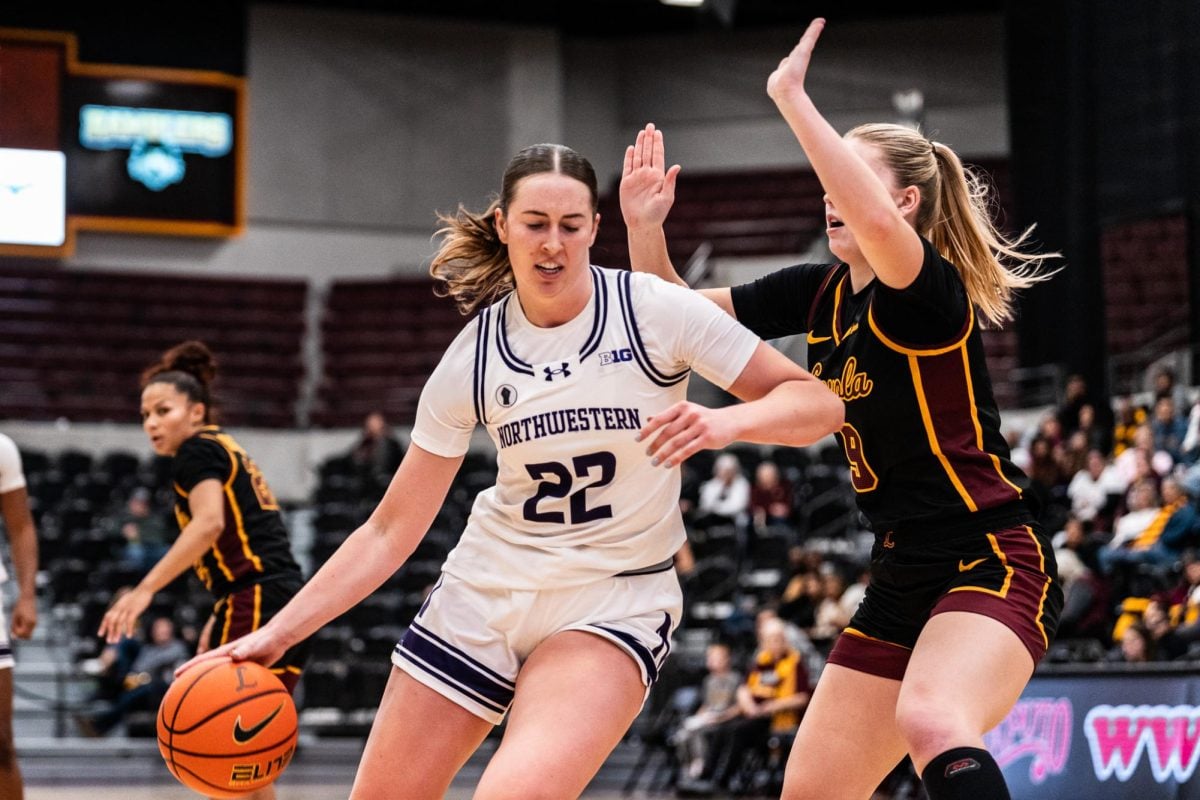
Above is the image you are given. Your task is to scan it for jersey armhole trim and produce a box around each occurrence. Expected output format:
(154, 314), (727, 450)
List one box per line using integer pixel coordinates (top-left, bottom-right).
(617, 271), (689, 387)
(867, 300), (974, 356)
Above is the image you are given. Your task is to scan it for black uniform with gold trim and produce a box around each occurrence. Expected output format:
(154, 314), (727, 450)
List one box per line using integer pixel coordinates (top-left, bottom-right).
(732, 237), (1029, 530)
(173, 425), (309, 691)
(730, 238), (1061, 677)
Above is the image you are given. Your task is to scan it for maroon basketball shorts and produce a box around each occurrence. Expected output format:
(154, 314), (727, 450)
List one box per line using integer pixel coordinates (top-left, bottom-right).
(828, 519), (1063, 681)
(209, 577), (311, 694)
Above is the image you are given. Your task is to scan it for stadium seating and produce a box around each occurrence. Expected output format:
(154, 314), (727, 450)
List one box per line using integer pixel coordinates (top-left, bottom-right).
(0, 264), (307, 428)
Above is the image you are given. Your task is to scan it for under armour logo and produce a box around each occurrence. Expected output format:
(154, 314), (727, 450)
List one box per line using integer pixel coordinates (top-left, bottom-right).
(543, 363), (571, 381)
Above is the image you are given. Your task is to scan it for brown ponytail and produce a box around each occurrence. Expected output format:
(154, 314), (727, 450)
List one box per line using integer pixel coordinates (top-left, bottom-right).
(847, 123), (1060, 328)
(141, 340), (217, 423)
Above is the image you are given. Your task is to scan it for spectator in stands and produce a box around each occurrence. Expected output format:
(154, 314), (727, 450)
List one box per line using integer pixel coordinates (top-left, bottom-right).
(0, 432), (39, 798)
(1108, 621), (1155, 663)
(350, 410), (405, 496)
(1114, 424), (1173, 485)
(116, 487), (170, 576)
(1151, 396), (1189, 465)
(749, 459), (794, 531)
(621, 19), (1065, 799)
(809, 569), (852, 647)
(99, 342), (312, 800)
(1140, 598), (1187, 661)
(1100, 476), (1192, 573)
(1053, 514), (1105, 576)
(682, 617), (811, 795)
(1051, 536), (1111, 643)
(1152, 366), (1189, 412)
(694, 452), (752, 533)
(177, 141), (844, 800)
(1074, 403), (1112, 456)
(77, 616), (189, 737)
(673, 642), (744, 781)
(1111, 395), (1149, 458)
(1066, 448), (1126, 527)
(1163, 549), (1200, 656)
(1056, 374), (1091, 438)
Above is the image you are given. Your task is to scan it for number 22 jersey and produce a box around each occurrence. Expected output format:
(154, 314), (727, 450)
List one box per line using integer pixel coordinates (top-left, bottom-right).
(412, 267), (761, 590)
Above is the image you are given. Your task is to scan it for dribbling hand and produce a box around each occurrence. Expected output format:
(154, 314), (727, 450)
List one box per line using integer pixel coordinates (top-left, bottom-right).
(175, 624), (289, 680)
(620, 122), (681, 230)
(767, 18), (825, 102)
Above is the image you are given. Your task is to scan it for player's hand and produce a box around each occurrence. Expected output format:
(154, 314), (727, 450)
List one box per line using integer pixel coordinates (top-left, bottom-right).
(10, 593), (36, 639)
(98, 586), (153, 644)
(767, 18), (825, 102)
(637, 401), (738, 468)
(176, 624), (289, 679)
(620, 122), (681, 230)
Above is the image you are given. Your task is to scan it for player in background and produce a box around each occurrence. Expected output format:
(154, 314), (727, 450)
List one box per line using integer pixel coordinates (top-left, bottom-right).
(620, 19), (1063, 800)
(99, 341), (310, 800)
(179, 140), (844, 800)
(0, 432), (39, 800)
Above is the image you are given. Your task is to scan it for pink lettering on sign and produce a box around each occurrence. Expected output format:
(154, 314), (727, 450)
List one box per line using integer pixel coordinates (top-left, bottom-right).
(984, 697), (1072, 783)
(1084, 704), (1200, 783)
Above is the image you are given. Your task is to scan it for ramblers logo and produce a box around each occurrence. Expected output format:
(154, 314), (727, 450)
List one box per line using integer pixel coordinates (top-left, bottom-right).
(812, 357), (873, 402)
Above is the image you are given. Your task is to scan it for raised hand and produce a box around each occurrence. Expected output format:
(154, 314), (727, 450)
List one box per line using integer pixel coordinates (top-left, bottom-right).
(767, 18), (826, 102)
(620, 122), (681, 230)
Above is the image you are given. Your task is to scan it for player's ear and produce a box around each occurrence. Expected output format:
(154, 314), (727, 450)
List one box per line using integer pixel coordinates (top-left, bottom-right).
(494, 207), (509, 244)
(588, 212), (600, 247)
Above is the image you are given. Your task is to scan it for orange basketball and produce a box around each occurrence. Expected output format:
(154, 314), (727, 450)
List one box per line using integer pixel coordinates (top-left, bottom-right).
(157, 657), (299, 798)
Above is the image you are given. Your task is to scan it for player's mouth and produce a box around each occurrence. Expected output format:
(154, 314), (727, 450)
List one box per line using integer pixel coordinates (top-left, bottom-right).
(535, 262), (564, 276)
(826, 215), (844, 230)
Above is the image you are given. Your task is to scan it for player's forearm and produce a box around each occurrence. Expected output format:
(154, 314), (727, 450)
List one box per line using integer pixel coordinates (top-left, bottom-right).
(138, 518), (222, 596)
(726, 379), (844, 447)
(9, 521), (37, 598)
(259, 519), (421, 650)
(627, 225), (686, 287)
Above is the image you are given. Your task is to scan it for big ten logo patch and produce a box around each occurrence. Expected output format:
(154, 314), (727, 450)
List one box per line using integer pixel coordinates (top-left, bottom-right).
(599, 348), (633, 366)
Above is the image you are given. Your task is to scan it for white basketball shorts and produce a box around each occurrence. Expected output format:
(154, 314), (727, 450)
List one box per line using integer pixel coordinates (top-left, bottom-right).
(391, 566), (682, 724)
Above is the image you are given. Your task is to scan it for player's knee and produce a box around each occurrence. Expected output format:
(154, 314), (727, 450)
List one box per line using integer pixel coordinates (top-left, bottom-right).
(894, 690), (967, 757)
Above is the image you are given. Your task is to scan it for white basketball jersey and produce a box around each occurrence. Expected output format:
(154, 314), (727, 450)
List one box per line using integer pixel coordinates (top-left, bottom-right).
(411, 267), (760, 590)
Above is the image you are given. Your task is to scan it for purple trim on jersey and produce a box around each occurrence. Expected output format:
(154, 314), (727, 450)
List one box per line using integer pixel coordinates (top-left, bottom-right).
(397, 625), (515, 711)
(616, 271), (689, 388)
(590, 623), (660, 683)
(495, 299), (536, 376)
(579, 267), (609, 361)
(473, 306), (491, 424)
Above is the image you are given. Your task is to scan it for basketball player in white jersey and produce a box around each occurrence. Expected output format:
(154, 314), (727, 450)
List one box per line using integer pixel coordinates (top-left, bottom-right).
(179, 142), (843, 799)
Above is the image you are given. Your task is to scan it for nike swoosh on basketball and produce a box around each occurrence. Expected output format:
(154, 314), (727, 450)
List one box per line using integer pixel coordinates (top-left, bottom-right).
(807, 333), (832, 344)
(233, 703), (284, 743)
(958, 557), (987, 572)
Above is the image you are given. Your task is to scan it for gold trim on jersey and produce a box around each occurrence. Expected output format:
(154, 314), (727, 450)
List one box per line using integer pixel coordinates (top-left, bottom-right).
(220, 593), (234, 644)
(948, 532), (1013, 599)
(1027, 526), (1051, 649)
(844, 627), (912, 650)
(202, 431), (266, 573)
(961, 345), (1025, 497)
(908, 354), (978, 511)
(867, 301), (974, 357)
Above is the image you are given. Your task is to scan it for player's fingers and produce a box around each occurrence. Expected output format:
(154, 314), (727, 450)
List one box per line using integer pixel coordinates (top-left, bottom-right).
(664, 164), (681, 196)
(652, 128), (665, 170)
(647, 409), (701, 461)
(636, 404), (682, 442)
(632, 128), (646, 168)
(641, 123), (656, 168)
(623, 145), (634, 177)
(653, 426), (706, 468)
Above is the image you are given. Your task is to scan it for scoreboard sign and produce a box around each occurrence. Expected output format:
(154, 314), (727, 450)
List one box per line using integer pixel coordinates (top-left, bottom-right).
(0, 27), (245, 257)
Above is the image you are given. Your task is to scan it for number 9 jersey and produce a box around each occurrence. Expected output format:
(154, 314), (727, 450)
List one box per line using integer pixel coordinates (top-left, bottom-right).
(412, 267), (762, 590)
